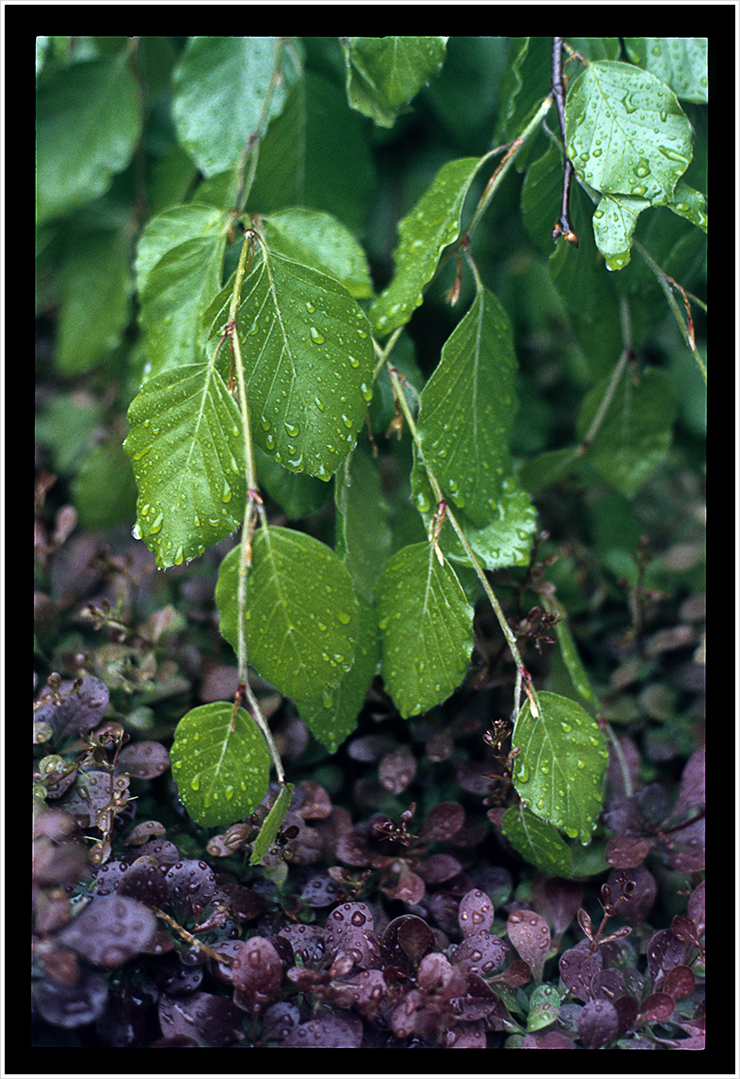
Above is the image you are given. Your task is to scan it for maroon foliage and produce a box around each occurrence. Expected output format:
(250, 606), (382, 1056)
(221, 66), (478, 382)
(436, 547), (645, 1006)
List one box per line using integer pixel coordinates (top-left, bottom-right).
(158, 991), (244, 1046)
(578, 998), (619, 1049)
(507, 909), (551, 982)
(232, 936), (284, 1013)
(458, 888), (494, 937)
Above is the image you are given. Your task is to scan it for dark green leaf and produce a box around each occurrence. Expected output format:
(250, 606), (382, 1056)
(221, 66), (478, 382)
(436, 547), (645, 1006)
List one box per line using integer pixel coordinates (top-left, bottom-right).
(512, 691), (608, 843)
(335, 447), (392, 599)
(170, 703), (270, 828)
(370, 156), (485, 336)
(418, 287), (519, 527)
(124, 363), (245, 568)
(577, 367), (677, 497)
(262, 208), (373, 299)
(216, 527), (360, 704)
(376, 542), (473, 718)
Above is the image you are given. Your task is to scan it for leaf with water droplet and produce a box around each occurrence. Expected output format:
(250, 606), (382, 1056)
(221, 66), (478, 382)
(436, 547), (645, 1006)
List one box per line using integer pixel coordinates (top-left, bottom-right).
(216, 525), (360, 703)
(502, 805), (573, 878)
(170, 702), (270, 828)
(370, 155), (486, 336)
(342, 36), (447, 128)
(124, 364), (245, 568)
(566, 61), (692, 204)
(205, 248), (374, 481)
(512, 691), (608, 843)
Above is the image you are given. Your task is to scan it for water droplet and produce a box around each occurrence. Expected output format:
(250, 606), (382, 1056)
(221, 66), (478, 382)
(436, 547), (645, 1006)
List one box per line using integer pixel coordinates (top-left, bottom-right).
(174, 547), (184, 565)
(190, 774), (201, 791)
(284, 421), (299, 438)
(305, 301), (315, 313)
(310, 326), (325, 345)
(149, 513), (164, 534)
(260, 416), (271, 431)
(349, 355), (359, 368)
(337, 610), (351, 625)
(221, 480), (232, 503)
(360, 382), (373, 402)
(314, 397), (325, 412)
(132, 447), (149, 460)
(224, 785), (234, 801)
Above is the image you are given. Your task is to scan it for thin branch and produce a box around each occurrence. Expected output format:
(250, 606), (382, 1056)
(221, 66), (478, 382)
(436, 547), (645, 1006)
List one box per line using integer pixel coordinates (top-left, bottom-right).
(551, 37), (579, 247)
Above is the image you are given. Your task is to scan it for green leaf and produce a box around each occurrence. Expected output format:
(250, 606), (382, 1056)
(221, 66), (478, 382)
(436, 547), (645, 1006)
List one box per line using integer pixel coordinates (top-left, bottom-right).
(343, 36), (447, 127)
(512, 691), (608, 843)
(577, 367), (677, 497)
(592, 193), (651, 271)
(170, 703), (270, 828)
(36, 56), (140, 225)
(262, 208), (373, 299)
(418, 287), (519, 527)
(624, 37), (708, 104)
(370, 156), (485, 336)
(212, 248), (375, 481)
(376, 542), (474, 718)
(335, 447), (392, 599)
(548, 602), (597, 707)
(250, 784), (295, 865)
(502, 806), (572, 877)
(57, 229), (131, 374)
(296, 596), (380, 753)
(248, 72), (376, 236)
(173, 37), (298, 178)
(136, 205), (227, 377)
(216, 527), (360, 703)
(72, 440), (137, 531)
(566, 61), (693, 204)
(124, 363), (245, 568)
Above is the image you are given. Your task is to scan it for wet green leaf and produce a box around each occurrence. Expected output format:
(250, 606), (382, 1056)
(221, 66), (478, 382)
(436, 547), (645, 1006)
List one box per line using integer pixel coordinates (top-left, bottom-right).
(216, 527), (360, 704)
(566, 61), (693, 204)
(502, 806), (572, 878)
(512, 691), (608, 843)
(170, 702), (270, 829)
(370, 156), (485, 336)
(262, 208), (373, 299)
(418, 286), (519, 527)
(376, 542), (474, 718)
(124, 363), (245, 569)
(624, 37), (708, 104)
(208, 248), (375, 481)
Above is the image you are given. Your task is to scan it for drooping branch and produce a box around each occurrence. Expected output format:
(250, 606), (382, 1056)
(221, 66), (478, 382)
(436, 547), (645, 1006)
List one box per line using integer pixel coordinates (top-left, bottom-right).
(551, 37), (579, 248)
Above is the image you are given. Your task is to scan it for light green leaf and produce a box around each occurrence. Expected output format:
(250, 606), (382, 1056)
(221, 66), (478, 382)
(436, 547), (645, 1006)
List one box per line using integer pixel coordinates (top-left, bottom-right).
(173, 37), (298, 178)
(502, 807), (572, 878)
(624, 37), (708, 104)
(296, 596), (380, 753)
(577, 367), (677, 497)
(136, 205), (227, 377)
(250, 784), (295, 865)
(36, 56), (140, 225)
(216, 527), (360, 703)
(343, 36), (447, 127)
(170, 703), (270, 828)
(547, 601), (597, 707)
(211, 248), (375, 481)
(370, 156), (485, 336)
(592, 193), (651, 271)
(667, 181), (708, 232)
(262, 208), (373, 299)
(512, 691), (608, 843)
(124, 363), (245, 568)
(566, 61), (693, 203)
(376, 542), (474, 718)
(418, 287), (519, 527)
(57, 229), (131, 374)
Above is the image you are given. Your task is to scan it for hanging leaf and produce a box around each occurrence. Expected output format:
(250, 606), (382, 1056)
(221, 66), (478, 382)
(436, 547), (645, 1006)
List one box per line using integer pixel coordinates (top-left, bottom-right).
(566, 62), (693, 204)
(512, 691), (609, 843)
(335, 447), (393, 599)
(209, 249), (375, 481)
(502, 806), (573, 879)
(376, 542), (474, 718)
(577, 366), (677, 497)
(216, 527), (360, 704)
(173, 37), (298, 178)
(124, 364), (245, 569)
(262, 208), (373, 299)
(136, 204), (227, 376)
(342, 37), (447, 128)
(170, 703), (270, 829)
(250, 784), (295, 865)
(418, 287), (519, 527)
(591, 193), (651, 271)
(370, 156), (485, 337)
(296, 595), (380, 753)
(623, 37), (708, 104)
